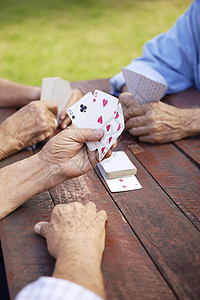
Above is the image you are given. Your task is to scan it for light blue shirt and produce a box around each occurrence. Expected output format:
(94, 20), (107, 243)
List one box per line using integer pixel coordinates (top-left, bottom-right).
(110, 0), (200, 97)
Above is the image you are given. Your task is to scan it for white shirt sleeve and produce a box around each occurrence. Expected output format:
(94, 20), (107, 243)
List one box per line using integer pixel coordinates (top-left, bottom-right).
(15, 277), (103, 300)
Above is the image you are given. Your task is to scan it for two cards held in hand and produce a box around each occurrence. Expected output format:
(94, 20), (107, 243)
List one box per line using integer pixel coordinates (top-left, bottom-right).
(67, 90), (125, 161)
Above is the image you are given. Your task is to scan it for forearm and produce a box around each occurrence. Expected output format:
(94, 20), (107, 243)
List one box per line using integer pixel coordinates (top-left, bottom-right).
(0, 78), (41, 107)
(53, 242), (105, 299)
(0, 153), (62, 219)
(182, 108), (200, 138)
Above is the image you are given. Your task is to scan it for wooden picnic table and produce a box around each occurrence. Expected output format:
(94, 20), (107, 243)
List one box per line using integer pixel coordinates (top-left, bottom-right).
(0, 79), (200, 300)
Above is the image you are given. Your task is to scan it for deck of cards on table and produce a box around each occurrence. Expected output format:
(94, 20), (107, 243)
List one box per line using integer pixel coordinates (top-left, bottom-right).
(98, 151), (142, 192)
(121, 68), (167, 104)
(67, 90), (125, 161)
(40, 77), (72, 116)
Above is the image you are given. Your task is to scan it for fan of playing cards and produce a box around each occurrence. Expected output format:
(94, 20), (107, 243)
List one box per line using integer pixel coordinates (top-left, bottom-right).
(67, 90), (125, 161)
(121, 68), (166, 104)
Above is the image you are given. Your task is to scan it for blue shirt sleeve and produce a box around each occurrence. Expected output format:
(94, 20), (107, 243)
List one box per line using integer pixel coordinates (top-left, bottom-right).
(110, 0), (200, 96)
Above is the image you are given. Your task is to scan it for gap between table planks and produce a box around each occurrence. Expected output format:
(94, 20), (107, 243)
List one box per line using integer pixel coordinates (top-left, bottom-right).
(48, 172), (176, 300)
(72, 79), (200, 229)
(0, 108), (55, 299)
(96, 132), (200, 299)
(0, 81), (199, 299)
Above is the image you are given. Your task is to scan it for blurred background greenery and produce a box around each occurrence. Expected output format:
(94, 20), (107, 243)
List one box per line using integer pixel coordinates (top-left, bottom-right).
(0, 0), (191, 86)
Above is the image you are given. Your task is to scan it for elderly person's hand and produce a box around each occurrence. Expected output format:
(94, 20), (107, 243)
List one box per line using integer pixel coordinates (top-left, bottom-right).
(119, 92), (200, 143)
(34, 202), (107, 260)
(0, 126), (114, 219)
(0, 100), (58, 160)
(38, 126), (113, 180)
(59, 89), (83, 129)
(33, 202), (107, 298)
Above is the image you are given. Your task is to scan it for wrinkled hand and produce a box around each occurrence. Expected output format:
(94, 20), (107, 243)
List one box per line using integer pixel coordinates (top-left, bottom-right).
(119, 92), (192, 143)
(0, 101), (58, 158)
(34, 202), (107, 259)
(38, 126), (113, 180)
(59, 89), (83, 129)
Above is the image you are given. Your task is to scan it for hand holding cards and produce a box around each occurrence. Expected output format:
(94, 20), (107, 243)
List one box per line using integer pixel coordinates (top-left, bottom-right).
(67, 90), (125, 161)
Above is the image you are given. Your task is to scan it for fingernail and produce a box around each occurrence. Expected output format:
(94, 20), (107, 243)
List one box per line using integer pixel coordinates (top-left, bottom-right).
(94, 129), (103, 138)
(63, 124), (67, 129)
(34, 223), (41, 234)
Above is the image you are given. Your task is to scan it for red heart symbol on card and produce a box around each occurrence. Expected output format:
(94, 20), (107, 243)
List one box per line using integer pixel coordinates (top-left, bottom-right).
(101, 147), (105, 154)
(98, 138), (102, 142)
(106, 124), (111, 132)
(122, 185), (127, 188)
(115, 112), (119, 119)
(108, 137), (112, 144)
(119, 179), (123, 182)
(97, 116), (103, 124)
(93, 98), (96, 102)
(103, 99), (108, 107)
(117, 124), (121, 131)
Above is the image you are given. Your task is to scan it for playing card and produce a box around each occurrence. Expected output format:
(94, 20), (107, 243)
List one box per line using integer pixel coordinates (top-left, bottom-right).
(121, 68), (166, 104)
(97, 151), (137, 179)
(41, 77), (72, 120)
(105, 175), (142, 192)
(52, 78), (72, 115)
(93, 90), (119, 122)
(67, 92), (94, 127)
(40, 77), (60, 100)
(96, 104), (124, 161)
(86, 90), (119, 152)
(67, 91), (125, 160)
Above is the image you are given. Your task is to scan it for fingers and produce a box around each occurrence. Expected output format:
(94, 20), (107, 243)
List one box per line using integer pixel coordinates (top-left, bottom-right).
(34, 221), (50, 237)
(126, 115), (147, 130)
(60, 116), (71, 129)
(103, 149), (112, 160)
(129, 125), (150, 137)
(119, 92), (134, 107)
(59, 89), (83, 129)
(72, 128), (104, 143)
(97, 210), (108, 223)
(111, 139), (117, 149)
(42, 100), (58, 117)
(85, 201), (97, 211)
(30, 120), (56, 145)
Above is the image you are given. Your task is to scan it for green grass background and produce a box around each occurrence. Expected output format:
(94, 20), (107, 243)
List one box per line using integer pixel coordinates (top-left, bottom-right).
(0, 0), (191, 86)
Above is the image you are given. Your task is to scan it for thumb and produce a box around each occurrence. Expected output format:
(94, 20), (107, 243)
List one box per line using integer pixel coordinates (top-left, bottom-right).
(76, 128), (104, 143)
(34, 221), (50, 238)
(42, 100), (58, 117)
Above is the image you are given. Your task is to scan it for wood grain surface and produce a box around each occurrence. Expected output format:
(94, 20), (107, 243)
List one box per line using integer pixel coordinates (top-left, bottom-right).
(96, 134), (200, 299)
(50, 172), (175, 300)
(0, 80), (199, 300)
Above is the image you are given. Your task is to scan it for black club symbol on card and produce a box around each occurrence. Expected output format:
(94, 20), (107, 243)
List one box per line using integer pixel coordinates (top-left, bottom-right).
(72, 115), (75, 119)
(80, 104), (87, 113)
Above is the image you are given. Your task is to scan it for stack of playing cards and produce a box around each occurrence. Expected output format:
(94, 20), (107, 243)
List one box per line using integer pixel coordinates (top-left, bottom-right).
(40, 77), (72, 116)
(121, 68), (166, 103)
(67, 90), (125, 161)
(98, 151), (142, 192)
